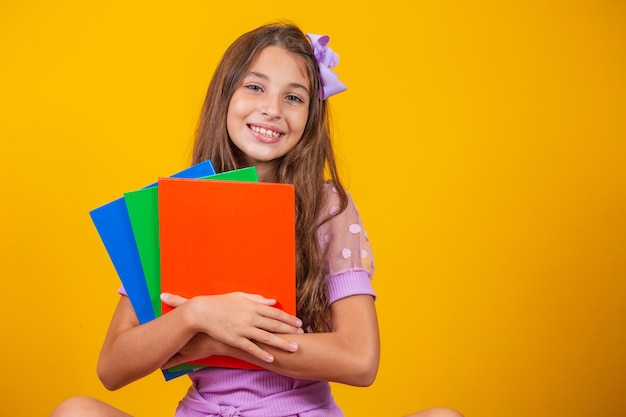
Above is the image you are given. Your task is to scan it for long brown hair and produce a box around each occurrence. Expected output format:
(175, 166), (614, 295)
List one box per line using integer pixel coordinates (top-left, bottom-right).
(192, 22), (348, 332)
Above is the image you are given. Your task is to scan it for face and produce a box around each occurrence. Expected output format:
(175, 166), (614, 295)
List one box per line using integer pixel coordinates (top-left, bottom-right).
(227, 46), (310, 180)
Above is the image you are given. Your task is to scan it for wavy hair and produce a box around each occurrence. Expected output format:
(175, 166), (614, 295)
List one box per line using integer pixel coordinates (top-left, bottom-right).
(192, 22), (348, 332)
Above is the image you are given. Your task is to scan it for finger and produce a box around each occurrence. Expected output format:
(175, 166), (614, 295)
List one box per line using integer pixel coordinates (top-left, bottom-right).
(237, 292), (277, 306)
(233, 338), (275, 363)
(254, 316), (304, 334)
(160, 292), (189, 307)
(257, 305), (303, 328)
(248, 328), (299, 353)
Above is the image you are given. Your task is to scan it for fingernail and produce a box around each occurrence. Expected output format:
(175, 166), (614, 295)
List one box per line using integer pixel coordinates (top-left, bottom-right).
(297, 328), (304, 334)
(290, 342), (298, 352)
(295, 319), (303, 327)
(265, 354), (274, 363)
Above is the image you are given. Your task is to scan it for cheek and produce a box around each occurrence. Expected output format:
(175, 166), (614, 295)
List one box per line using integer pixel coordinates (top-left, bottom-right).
(226, 99), (241, 136)
(291, 109), (309, 134)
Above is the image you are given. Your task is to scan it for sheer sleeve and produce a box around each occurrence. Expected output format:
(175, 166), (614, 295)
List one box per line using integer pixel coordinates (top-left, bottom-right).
(118, 285), (127, 296)
(317, 183), (376, 305)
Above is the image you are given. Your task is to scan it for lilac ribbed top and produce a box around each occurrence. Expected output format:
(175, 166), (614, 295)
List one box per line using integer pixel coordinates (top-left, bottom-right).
(119, 184), (376, 416)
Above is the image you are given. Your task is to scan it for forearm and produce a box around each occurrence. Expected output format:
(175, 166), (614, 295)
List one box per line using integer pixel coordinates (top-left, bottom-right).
(97, 297), (197, 390)
(98, 292), (303, 389)
(216, 295), (380, 386)
(220, 331), (379, 386)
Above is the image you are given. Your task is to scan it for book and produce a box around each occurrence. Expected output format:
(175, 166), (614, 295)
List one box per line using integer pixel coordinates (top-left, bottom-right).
(89, 159), (216, 380)
(89, 160), (216, 324)
(158, 177), (296, 369)
(124, 167), (260, 317)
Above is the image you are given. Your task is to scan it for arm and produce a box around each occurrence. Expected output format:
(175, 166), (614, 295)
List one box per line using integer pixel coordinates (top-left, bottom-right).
(162, 187), (379, 385)
(162, 190), (380, 386)
(163, 293), (380, 387)
(97, 292), (302, 390)
(244, 294), (380, 387)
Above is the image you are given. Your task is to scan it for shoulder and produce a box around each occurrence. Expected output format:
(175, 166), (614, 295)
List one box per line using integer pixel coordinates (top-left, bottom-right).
(318, 181), (374, 277)
(319, 181), (359, 220)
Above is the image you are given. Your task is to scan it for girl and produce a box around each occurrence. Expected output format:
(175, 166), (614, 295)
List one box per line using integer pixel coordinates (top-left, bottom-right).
(50, 22), (461, 417)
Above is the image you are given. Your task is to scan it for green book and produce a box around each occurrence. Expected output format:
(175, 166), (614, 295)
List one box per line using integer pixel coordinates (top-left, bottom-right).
(124, 166), (259, 317)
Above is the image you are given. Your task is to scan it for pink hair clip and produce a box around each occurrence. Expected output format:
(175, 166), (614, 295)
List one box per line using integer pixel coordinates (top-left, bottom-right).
(306, 33), (347, 99)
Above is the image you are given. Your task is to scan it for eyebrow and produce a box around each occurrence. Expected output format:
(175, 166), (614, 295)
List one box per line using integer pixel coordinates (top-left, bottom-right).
(246, 71), (310, 94)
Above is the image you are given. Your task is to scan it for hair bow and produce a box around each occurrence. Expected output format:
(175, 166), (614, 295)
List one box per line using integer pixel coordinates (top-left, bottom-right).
(306, 33), (347, 100)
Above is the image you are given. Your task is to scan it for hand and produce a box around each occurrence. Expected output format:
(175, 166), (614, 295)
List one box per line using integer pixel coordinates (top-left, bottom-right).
(161, 292), (302, 363)
(161, 333), (217, 369)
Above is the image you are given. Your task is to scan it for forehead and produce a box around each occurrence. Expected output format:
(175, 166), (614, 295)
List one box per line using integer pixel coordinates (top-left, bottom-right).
(247, 46), (310, 84)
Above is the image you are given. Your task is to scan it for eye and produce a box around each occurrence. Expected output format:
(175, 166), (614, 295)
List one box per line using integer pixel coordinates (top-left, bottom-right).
(285, 94), (304, 104)
(244, 84), (263, 92)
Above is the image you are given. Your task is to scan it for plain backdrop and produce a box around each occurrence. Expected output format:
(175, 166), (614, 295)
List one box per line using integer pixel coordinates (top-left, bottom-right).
(1, 1), (625, 416)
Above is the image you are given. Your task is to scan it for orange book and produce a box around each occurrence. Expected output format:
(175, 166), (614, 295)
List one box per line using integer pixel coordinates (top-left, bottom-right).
(158, 177), (296, 369)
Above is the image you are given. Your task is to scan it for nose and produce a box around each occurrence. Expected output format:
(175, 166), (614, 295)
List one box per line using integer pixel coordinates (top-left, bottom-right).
(261, 92), (281, 119)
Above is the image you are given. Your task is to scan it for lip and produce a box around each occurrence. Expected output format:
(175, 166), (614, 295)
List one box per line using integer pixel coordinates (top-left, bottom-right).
(247, 123), (285, 144)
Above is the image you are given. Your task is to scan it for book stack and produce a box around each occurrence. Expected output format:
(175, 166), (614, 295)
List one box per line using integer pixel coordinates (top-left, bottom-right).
(89, 161), (296, 380)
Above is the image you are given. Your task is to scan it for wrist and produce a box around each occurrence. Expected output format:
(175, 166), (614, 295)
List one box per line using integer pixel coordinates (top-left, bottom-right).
(178, 297), (201, 334)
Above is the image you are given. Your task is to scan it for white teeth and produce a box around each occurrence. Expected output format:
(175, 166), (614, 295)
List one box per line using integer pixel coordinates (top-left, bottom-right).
(251, 125), (281, 138)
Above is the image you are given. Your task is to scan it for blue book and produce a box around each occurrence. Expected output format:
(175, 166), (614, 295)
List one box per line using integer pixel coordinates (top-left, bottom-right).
(89, 159), (216, 380)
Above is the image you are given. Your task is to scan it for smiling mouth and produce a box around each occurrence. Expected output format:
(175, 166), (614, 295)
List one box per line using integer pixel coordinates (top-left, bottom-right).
(249, 125), (283, 139)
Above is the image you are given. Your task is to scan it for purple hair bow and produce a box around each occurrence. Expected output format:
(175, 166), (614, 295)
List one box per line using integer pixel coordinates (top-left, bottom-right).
(306, 33), (347, 99)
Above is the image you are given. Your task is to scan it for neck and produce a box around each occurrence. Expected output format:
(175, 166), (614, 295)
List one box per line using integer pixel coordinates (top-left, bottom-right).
(253, 162), (277, 183)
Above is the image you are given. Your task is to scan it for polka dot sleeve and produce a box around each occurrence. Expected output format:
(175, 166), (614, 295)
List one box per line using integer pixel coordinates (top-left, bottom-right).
(318, 183), (376, 305)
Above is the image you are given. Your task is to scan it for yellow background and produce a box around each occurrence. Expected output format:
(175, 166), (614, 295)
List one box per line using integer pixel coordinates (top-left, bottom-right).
(1, 1), (625, 416)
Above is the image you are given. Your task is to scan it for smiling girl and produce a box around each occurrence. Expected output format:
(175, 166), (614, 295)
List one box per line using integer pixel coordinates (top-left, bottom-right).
(50, 22), (461, 417)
